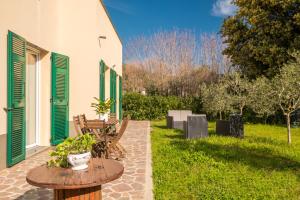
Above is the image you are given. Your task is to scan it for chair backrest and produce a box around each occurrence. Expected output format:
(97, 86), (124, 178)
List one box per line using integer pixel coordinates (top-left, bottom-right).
(109, 113), (116, 119)
(110, 117), (129, 145)
(73, 115), (82, 135)
(79, 114), (91, 133)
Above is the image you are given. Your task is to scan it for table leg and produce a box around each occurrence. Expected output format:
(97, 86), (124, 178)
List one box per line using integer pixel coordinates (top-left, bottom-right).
(54, 185), (102, 200)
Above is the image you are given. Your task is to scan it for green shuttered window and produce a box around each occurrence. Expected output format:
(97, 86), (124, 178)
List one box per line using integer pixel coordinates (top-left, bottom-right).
(119, 77), (122, 121)
(51, 53), (69, 145)
(110, 69), (117, 113)
(100, 60), (105, 101)
(7, 31), (27, 167)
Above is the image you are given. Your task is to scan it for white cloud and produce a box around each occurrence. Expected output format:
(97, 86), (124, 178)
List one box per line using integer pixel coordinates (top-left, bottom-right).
(104, 0), (134, 15)
(211, 0), (237, 17)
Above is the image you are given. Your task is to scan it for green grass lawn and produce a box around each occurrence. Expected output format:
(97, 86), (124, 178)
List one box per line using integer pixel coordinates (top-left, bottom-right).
(151, 120), (300, 200)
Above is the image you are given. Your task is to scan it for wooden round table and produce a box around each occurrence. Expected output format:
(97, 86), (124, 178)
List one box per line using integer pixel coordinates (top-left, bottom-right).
(26, 158), (124, 200)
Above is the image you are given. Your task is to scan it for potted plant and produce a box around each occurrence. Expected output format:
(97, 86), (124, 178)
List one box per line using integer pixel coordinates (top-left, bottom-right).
(47, 134), (96, 170)
(91, 97), (113, 122)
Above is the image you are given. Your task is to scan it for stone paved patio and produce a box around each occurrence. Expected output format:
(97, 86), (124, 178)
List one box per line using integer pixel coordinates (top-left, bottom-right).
(0, 121), (152, 200)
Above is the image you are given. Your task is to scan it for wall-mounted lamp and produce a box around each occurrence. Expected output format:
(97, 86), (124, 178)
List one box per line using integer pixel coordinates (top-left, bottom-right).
(98, 36), (107, 47)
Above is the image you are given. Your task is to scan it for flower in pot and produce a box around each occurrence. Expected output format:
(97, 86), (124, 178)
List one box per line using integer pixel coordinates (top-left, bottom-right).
(91, 97), (113, 122)
(47, 134), (96, 170)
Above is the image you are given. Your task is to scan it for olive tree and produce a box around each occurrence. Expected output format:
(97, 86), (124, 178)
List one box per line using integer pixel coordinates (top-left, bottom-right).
(201, 82), (232, 120)
(248, 77), (276, 123)
(272, 53), (300, 144)
(222, 72), (251, 115)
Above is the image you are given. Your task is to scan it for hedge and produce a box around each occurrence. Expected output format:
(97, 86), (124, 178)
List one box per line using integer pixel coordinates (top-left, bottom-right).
(122, 92), (287, 124)
(122, 93), (198, 120)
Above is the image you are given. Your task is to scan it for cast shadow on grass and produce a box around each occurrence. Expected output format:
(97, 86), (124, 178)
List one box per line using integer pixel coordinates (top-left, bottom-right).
(170, 139), (300, 172)
(246, 135), (287, 146)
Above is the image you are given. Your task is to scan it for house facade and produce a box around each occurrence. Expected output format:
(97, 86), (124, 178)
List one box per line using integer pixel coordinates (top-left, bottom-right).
(0, 0), (123, 169)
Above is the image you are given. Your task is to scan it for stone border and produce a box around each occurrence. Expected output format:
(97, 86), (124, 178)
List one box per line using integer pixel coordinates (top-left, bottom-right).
(145, 121), (153, 200)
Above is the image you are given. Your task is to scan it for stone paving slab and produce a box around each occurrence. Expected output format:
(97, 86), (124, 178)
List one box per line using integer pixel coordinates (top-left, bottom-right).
(0, 120), (152, 200)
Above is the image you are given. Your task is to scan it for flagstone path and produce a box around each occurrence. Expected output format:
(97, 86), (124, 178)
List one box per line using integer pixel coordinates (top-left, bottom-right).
(0, 120), (153, 200)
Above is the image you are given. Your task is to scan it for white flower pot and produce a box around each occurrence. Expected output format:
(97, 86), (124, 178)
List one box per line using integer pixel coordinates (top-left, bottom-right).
(99, 113), (108, 122)
(67, 152), (91, 171)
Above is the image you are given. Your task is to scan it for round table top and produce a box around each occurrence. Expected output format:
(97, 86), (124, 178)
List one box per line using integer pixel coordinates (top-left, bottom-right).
(26, 158), (124, 190)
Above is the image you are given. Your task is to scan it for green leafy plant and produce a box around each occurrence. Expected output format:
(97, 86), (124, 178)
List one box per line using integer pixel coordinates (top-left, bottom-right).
(47, 134), (96, 168)
(122, 92), (198, 120)
(91, 97), (113, 114)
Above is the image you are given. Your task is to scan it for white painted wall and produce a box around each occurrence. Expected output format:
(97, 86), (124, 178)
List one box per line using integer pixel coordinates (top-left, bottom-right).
(0, 0), (122, 148)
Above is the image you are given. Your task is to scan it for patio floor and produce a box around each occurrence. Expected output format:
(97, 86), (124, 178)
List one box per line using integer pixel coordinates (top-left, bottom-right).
(0, 120), (153, 200)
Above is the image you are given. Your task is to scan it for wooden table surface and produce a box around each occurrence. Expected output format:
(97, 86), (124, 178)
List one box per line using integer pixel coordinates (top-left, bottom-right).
(26, 158), (124, 190)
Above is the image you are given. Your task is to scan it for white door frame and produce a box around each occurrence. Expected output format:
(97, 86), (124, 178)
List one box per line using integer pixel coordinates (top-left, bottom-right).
(25, 46), (41, 149)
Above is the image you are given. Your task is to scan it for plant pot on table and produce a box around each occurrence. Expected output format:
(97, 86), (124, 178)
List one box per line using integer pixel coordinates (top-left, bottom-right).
(67, 152), (91, 171)
(99, 113), (108, 122)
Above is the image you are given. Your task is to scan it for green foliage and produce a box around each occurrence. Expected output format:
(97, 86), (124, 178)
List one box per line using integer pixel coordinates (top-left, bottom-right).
(272, 53), (300, 116)
(221, 0), (300, 78)
(151, 120), (300, 199)
(122, 93), (199, 120)
(271, 52), (300, 143)
(91, 97), (112, 114)
(248, 76), (276, 118)
(201, 82), (232, 120)
(47, 134), (96, 168)
(222, 72), (251, 115)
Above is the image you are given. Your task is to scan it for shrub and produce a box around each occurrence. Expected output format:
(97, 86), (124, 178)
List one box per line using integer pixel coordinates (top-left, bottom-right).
(123, 93), (200, 120)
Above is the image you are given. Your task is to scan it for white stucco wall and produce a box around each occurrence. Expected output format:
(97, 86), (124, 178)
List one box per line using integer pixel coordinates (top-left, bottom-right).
(0, 0), (122, 148)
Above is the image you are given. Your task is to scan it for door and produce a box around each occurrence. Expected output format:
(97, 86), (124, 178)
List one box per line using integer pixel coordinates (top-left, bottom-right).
(51, 53), (69, 145)
(7, 31), (26, 167)
(25, 50), (39, 148)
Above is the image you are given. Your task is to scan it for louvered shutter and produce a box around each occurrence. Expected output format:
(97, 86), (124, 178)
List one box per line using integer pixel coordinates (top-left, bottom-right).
(110, 69), (117, 113)
(51, 53), (69, 145)
(119, 77), (122, 121)
(100, 60), (105, 101)
(7, 31), (26, 167)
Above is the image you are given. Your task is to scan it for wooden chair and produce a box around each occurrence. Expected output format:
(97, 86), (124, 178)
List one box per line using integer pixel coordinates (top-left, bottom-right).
(106, 117), (129, 159)
(73, 115), (82, 135)
(108, 113), (117, 119)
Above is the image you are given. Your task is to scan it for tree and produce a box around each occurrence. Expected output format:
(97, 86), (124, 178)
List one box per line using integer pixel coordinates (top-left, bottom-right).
(223, 72), (251, 115)
(272, 52), (300, 144)
(201, 82), (232, 120)
(221, 0), (300, 78)
(248, 77), (276, 122)
(124, 30), (231, 96)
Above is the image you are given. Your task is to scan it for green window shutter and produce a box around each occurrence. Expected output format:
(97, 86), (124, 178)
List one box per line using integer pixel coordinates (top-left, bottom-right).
(7, 31), (26, 167)
(100, 60), (105, 101)
(110, 69), (117, 113)
(110, 69), (114, 112)
(51, 52), (69, 145)
(119, 77), (122, 121)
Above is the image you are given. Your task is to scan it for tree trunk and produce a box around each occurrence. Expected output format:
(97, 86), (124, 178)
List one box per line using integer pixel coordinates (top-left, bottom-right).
(286, 114), (291, 144)
(219, 111), (222, 120)
(240, 107), (243, 115)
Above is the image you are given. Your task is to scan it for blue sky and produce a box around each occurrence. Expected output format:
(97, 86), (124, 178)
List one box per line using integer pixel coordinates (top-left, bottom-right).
(103, 0), (237, 43)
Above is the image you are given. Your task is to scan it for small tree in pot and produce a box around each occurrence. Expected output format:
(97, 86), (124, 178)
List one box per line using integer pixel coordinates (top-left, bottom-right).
(91, 97), (113, 121)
